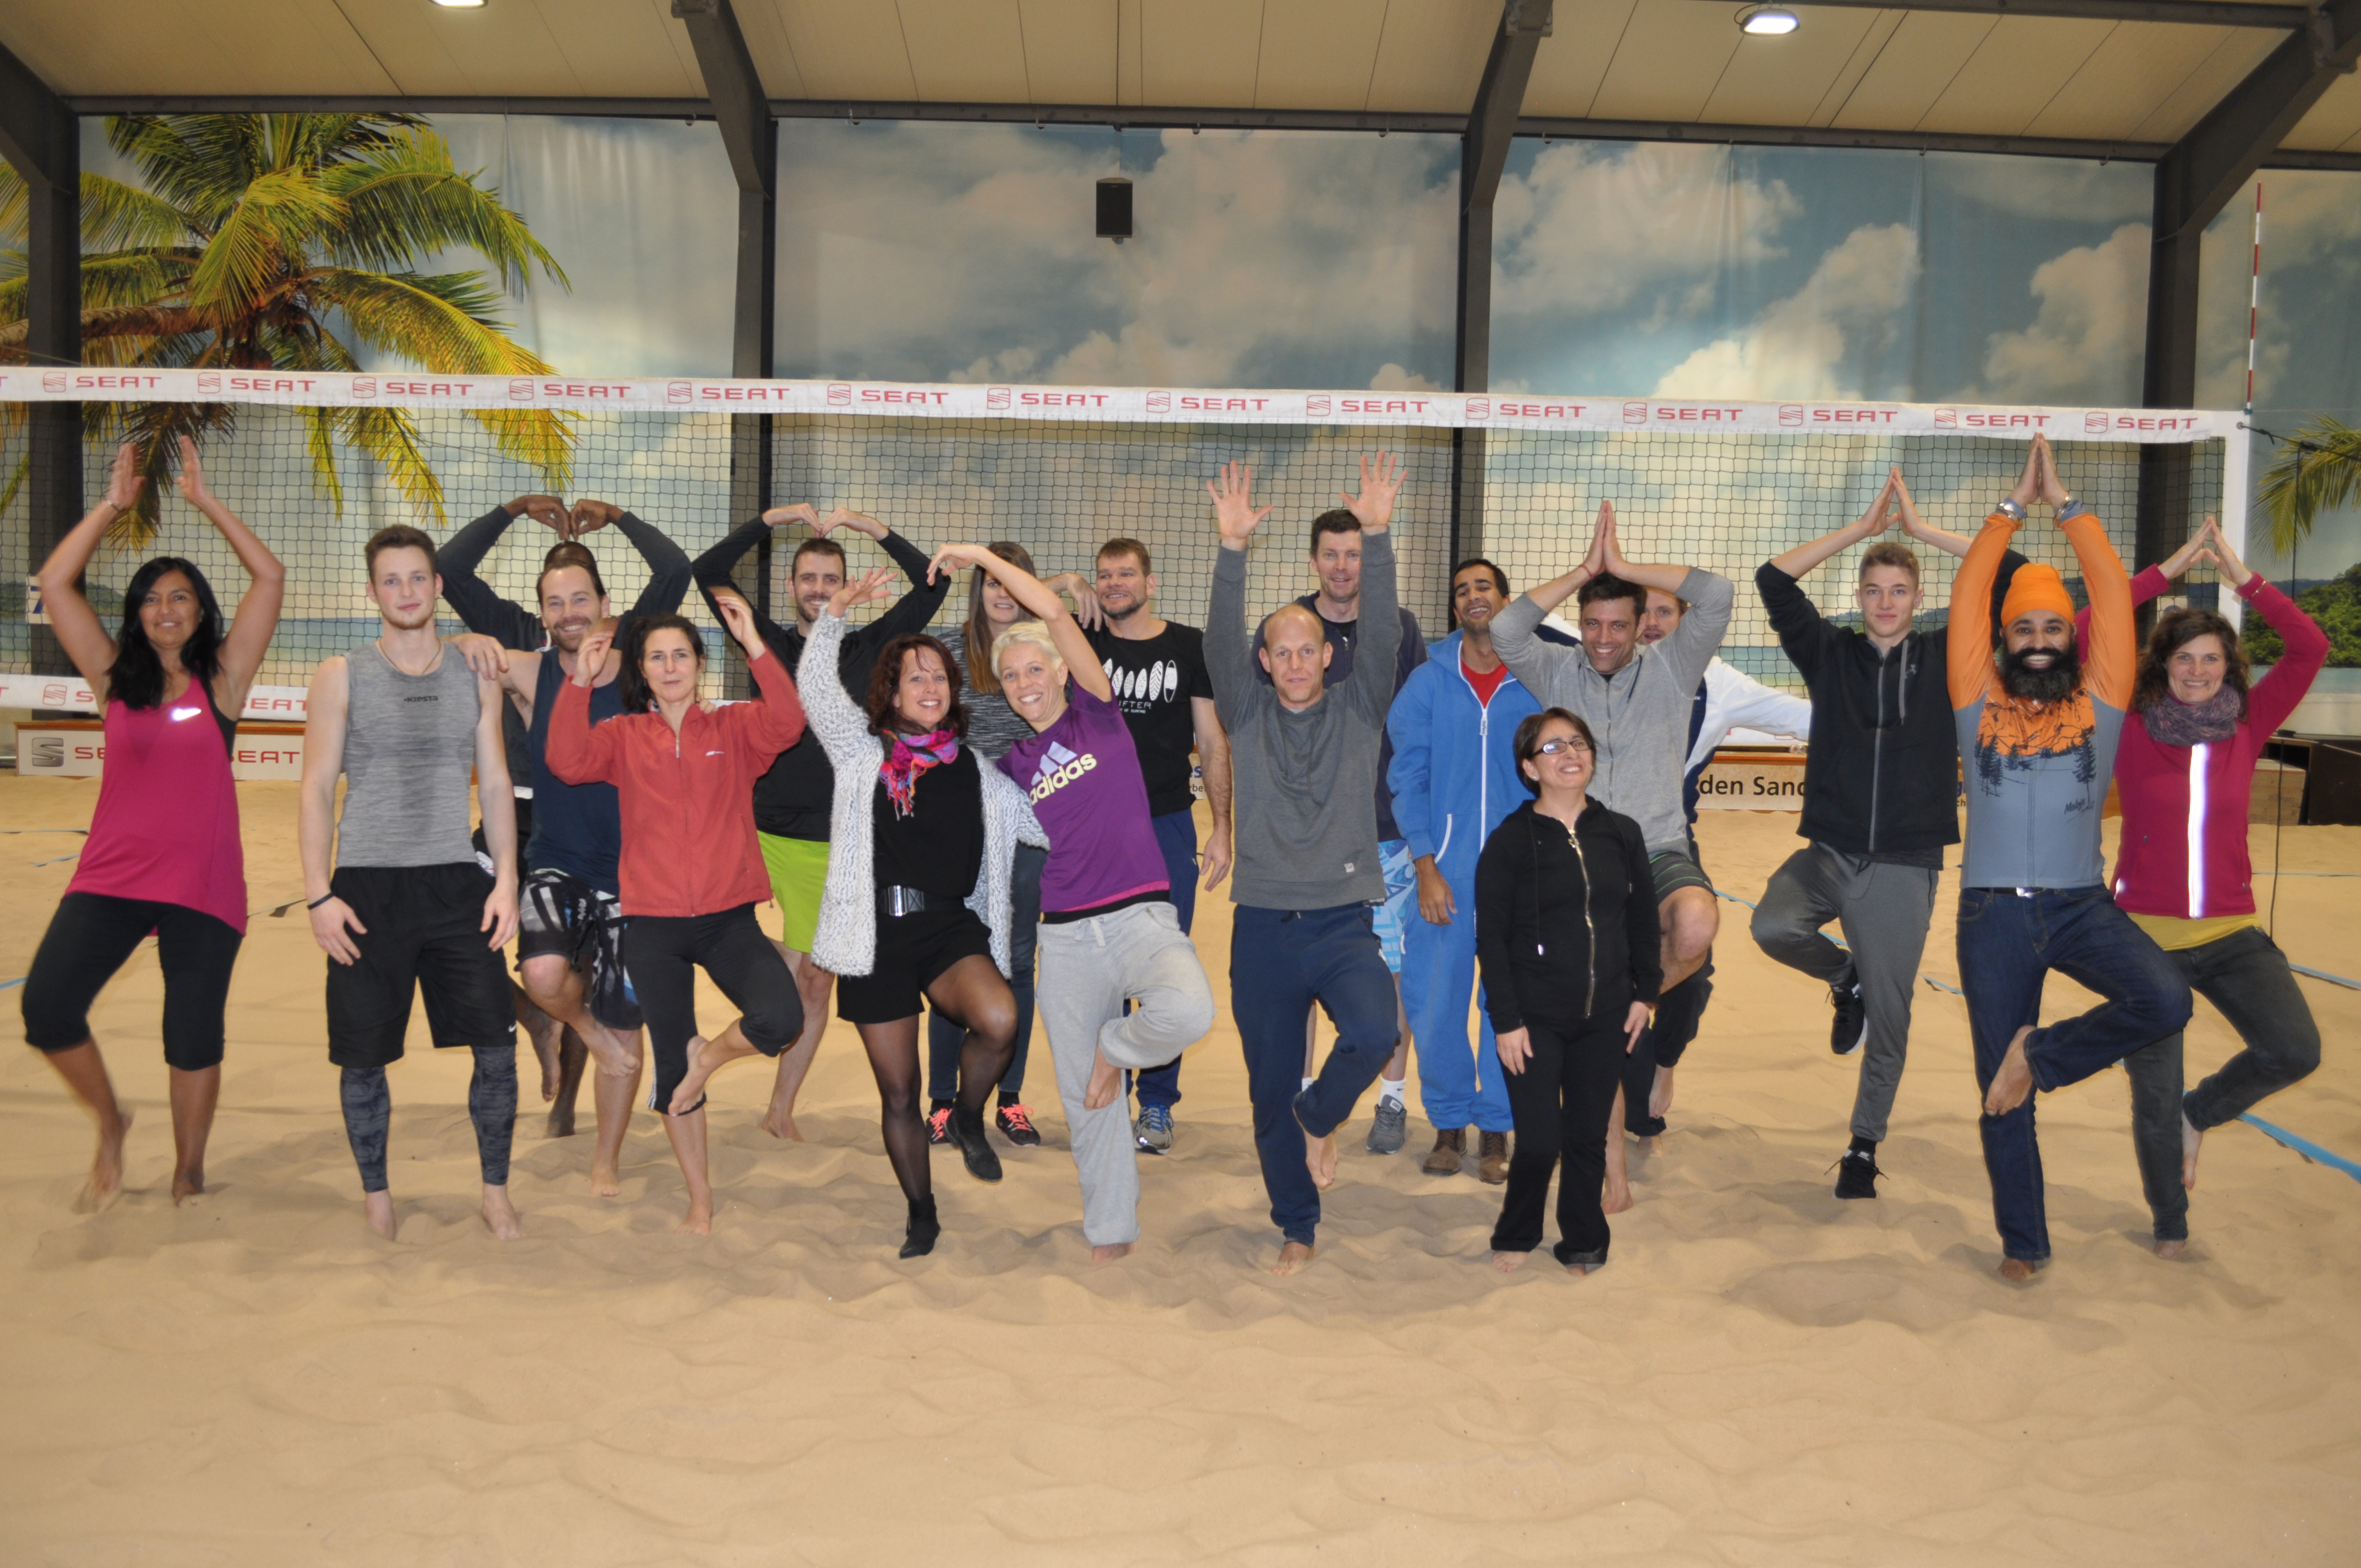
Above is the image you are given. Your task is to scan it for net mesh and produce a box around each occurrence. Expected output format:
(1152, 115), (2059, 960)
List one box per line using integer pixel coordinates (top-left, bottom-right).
(2, 402), (2225, 697)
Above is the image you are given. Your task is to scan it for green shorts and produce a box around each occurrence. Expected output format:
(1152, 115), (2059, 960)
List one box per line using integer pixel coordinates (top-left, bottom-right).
(758, 832), (830, 954)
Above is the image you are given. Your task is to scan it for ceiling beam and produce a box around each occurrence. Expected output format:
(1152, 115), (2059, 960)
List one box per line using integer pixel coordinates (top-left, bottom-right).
(0, 39), (84, 674)
(1690, 0), (2314, 26)
(1521, 115), (2173, 159)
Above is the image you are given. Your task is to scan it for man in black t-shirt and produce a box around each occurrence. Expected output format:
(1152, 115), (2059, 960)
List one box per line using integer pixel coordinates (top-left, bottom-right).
(1081, 537), (1234, 1154)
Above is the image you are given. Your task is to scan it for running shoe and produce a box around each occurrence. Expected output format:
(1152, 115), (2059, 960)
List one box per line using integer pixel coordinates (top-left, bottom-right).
(1366, 1096), (1408, 1155)
(1830, 981), (1868, 1057)
(1834, 1146), (1882, 1200)
(926, 1106), (952, 1145)
(1134, 1104), (1175, 1155)
(995, 1103), (1042, 1147)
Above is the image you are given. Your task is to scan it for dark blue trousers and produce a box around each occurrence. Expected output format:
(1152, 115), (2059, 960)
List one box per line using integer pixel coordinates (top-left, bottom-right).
(1956, 886), (2191, 1264)
(1231, 903), (1400, 1246)
(1131, 808), (1200, 1113)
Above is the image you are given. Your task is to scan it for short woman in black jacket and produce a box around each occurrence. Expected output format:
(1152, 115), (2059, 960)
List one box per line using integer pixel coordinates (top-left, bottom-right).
(1476, 707), (1663, 1273)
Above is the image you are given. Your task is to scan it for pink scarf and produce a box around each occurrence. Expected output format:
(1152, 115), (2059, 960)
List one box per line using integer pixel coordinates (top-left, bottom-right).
(880, 729), (961, 817)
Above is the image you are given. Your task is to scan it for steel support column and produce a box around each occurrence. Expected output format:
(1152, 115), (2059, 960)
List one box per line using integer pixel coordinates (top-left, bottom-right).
(1452, 0), (1552, 566)
(1, 41), (82, 675)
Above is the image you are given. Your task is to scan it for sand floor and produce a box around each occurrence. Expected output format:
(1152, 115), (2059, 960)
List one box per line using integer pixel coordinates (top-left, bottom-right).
(2, 775), (2358, 1565)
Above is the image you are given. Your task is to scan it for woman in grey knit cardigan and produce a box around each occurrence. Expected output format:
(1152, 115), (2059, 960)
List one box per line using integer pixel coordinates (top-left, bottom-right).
(801, 569), (1049, 1257)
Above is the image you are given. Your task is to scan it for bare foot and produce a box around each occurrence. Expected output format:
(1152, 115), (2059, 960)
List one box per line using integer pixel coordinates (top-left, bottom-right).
(1649, 1064), (1675, 1121)
(1491, 1250), (1528, 1274)
(670, 1033), (754, 1115)
(363, 1189), (397, 1240)
(524, 1010), (564, 1102)
(589, 1158), (622, 1199)
(1304, 1130), (1339, 1190)
(676, 1196), (713, 1236)
(1091, 1242), (1135, 1265)
(2181, 1112), (2202, 1189)
(1084, 1047), (1122, 1111)
(758, 1102), (803, 1142)
(2155, 1238), (2189, 1260)
(546, 1099), (576, 1140)
(1602, 1173), (1634, 1215)
(171, 1162), (204, 1206)
(1997, 1256), (2039, 1283)
(1566, 1260), (1600, 1277)
(1269, 1240), (1315, 1276)
(480, 1185), (523, 1241)
(1984, 1026), (2037, 1117)
(77, 1108), (133, 1213)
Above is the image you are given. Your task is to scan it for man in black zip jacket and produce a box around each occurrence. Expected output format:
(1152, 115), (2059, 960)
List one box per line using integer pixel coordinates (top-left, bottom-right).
(695, 504), (948, 1140)
(1752, 469), (2026, 1200)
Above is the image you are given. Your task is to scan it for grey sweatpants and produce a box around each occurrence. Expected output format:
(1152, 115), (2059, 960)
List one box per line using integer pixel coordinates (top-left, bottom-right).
(1750, 843), (1939, 1142)
(1036, 900), (1218, 1245)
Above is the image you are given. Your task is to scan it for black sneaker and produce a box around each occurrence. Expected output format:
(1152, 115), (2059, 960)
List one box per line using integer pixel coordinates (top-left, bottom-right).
(1834, 1147), (1881, 1199)
(1830, 981), (1868, 1057)
(995, 1103), (1042, 1147)
(945, 1106), (1004, 1183)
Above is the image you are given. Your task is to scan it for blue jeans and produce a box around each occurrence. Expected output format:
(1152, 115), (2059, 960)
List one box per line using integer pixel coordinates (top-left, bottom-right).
(1131, 808), (1200, 1113)
(1955, 886), (2192, 1264)
(1399, 863), (1512, 1133)
(1231, 904), (1401, 1246)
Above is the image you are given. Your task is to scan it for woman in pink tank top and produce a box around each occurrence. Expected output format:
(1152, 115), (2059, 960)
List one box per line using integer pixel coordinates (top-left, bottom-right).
(23, 440), (284, 1208)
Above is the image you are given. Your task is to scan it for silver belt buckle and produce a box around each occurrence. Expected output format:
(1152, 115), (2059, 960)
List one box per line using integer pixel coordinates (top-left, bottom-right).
(891, 886), (912, 917)
(2015, 886), (2036, 899)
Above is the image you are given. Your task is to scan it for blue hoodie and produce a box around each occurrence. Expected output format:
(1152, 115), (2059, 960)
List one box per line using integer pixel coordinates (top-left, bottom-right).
(1386, 625), (1577, 886)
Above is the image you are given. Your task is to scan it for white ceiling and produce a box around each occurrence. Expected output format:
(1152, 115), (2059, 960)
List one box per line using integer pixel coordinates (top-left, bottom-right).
(5, 0), (2352, 152)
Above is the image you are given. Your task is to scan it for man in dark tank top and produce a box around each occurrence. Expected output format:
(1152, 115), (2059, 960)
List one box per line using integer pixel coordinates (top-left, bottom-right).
(298, 524), (525, 1243)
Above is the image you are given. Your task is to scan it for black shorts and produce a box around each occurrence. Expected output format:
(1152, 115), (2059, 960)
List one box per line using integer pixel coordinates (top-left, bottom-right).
(22, 892), (244, 1071)
(471, 794), (533, 873)
(1649, 845), (1713, 902)
(837, 904), (994, 1025)
(326, 863), (517, 1070)
(515, 868), (643, 1032)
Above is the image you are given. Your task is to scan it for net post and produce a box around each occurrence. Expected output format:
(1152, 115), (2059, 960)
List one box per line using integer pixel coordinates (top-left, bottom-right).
(2219, 427), (2251, 634)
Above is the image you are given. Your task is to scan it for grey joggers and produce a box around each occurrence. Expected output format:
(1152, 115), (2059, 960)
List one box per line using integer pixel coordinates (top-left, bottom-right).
(1750, 842), (1938, 1143)
(1037, 901), (1217, 1247)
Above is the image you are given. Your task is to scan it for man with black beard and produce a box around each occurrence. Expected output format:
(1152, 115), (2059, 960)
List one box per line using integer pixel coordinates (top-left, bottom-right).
(1947, 434), (2190, 1282)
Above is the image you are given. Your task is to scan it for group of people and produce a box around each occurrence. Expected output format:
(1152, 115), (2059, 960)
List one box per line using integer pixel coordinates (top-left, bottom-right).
(23, 432), (2330, 1279)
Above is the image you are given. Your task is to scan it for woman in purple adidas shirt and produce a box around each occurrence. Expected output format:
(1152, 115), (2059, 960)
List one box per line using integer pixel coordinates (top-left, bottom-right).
(929, 543), (1217, 1263)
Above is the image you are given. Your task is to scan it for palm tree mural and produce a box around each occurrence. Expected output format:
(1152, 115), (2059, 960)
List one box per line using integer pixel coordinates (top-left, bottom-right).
(1, 112), (574, 544)
(2258, 416), (2361, 554)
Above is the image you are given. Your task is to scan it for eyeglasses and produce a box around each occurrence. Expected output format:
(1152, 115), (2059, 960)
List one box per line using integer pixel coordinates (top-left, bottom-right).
(1530, 738), (1592, 757)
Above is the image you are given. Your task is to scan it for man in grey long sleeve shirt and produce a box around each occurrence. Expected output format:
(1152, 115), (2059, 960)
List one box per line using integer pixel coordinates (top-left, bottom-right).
(1490, 502), (1734, 1141)
(1206, 454), (1406, 1276)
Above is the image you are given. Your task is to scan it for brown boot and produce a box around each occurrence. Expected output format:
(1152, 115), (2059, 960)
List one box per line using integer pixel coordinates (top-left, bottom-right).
(1477, 1130), (1511, 1185)
(1421, 1127), (1466, 1176)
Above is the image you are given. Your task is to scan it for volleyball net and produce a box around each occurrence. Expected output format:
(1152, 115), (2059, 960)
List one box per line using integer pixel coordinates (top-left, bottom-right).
(2, 373), (2243, 700)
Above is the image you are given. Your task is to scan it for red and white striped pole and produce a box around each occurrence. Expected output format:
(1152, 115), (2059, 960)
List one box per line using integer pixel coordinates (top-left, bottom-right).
(2246, 182), (2264, 419)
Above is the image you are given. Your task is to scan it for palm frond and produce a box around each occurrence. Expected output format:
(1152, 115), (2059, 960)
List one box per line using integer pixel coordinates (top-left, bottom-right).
(303, 403), (347, 515)
(307, 266), (547, 373)
(0, 166), (23, 247)
(107, 117), (246, 231)
(0, 449), (28, 525)
(324, 129), (569, 294)
(102, 401), (241, 550)
(472, 410), (576, 493)
(188, 166), (344, 316)
(2257, 418), (2361, 554)
(78, 251), (198, 311)
(80, 173), (198, 252)
(335, 404), (451, 526)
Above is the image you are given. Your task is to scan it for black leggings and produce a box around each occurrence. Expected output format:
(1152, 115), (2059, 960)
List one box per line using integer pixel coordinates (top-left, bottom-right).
(23, 892), (243, 1071)
(623, 905), (800, 1115)
(862, 956), (1016, 1206)
(1493, 1014), (1629, 1266)
(339, 1048), (517, 1193)
(926, 841), (1042, 1104)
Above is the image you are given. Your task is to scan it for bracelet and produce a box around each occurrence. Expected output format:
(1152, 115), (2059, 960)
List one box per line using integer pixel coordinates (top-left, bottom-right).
(1994, 499), (2026, 521)
(306, 892), (335, 910)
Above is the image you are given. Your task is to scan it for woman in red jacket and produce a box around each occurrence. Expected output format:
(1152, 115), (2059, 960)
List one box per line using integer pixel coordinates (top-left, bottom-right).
(549, 596), (807, 1233)
(2094, 519), (2329, 1256)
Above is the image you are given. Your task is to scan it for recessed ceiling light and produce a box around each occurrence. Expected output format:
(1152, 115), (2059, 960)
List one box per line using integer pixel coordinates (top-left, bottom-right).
(432, 0), (486, 9)
(1738, 6), (1800, 34)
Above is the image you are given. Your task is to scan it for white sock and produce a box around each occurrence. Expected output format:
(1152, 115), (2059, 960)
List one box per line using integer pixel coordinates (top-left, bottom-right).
(1379, 1077), (1407, 1109)
(1301, 1075), (1315, 1093)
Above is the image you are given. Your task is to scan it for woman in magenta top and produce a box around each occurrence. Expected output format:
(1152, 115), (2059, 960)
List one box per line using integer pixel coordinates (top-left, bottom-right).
(929, 543), (1216, 1264)
(23, 441), (285, 1207)
(2079, 518), (2330, 1255)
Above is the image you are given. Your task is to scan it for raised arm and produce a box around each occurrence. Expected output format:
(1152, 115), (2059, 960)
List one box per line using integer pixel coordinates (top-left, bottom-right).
(1342, 529), (1401, 716)
(439, 495), (567, 649)
(694, 506), (807, 654)
(1946, 442), (2043, 710)
(34, 443), (143, 697)
(545, 625), (624, 786)
(2236, 533), (2330, 734)
(1204, 461), (1272, 727)
(171, 438), (285, 710)
(862, 515), (953, 641)
(569, 498), (691, 622)
(2043, 443), (2134, 711)
(928, 542), (1108, 702)
(714, 592), (807, 763)
(802, 569), (899, 761)
(1768, 471), (1898, 580)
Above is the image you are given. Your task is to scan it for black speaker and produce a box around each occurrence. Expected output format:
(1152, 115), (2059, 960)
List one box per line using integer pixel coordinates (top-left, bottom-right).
(1096, 177), (1133, 242)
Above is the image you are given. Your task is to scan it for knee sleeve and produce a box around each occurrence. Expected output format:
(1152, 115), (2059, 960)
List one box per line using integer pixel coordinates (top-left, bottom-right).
(340, 1065), (393, 1194)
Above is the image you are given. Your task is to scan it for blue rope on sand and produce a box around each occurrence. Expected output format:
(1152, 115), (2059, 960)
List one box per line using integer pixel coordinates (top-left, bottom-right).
(2289, 963), (2361, 991)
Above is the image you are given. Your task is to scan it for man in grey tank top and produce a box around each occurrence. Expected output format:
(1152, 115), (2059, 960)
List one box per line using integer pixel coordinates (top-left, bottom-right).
(300, 524), (525, 1242)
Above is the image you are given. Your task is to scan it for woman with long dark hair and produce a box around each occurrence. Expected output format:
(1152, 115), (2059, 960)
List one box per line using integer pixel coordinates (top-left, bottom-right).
(2085, 519), (2331, 1256)
(800, 568), (1048, 1257)
(547, 602), (808, 1234)
(1475, 708), (1660, 1275)
(927, 541), (1050, 1148)
(22, 440), (285, 1207)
